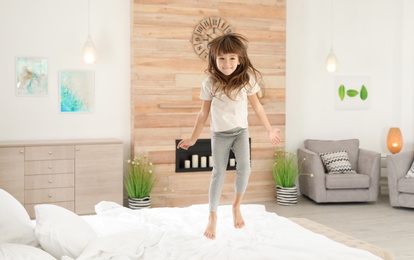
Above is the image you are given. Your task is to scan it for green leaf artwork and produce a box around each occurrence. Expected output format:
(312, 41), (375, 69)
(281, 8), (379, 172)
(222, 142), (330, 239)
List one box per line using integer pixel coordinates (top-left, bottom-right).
(346, 89), (359, 97)
(335, 76), (370, 109)
(338, 84), (369, 101)
(360, 85), (368, 100)
(338, 85), (345, 101)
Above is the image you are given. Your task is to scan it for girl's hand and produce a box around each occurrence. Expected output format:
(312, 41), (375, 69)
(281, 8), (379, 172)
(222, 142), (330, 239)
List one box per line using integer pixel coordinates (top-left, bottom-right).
(177, 139), (196, 150)
(268, 128), (281, 146)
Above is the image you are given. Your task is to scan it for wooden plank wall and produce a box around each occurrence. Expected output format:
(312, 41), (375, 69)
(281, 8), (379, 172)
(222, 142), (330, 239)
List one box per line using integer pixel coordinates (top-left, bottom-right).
(131, 0), (286, 207)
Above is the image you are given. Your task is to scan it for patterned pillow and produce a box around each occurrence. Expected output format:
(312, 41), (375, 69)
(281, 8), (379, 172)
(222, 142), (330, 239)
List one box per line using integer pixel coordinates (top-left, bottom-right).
(319, 150), (357, 174)
(405, 159), (414, 178)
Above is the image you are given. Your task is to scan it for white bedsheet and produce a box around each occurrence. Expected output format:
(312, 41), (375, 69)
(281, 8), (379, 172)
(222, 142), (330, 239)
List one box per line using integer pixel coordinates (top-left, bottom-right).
(73, 202), (381, 260)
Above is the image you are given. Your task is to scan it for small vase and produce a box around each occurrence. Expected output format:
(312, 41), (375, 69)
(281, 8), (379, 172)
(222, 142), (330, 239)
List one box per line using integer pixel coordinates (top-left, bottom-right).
(276, 185), (297, 206)
(128, 196), (151, 209)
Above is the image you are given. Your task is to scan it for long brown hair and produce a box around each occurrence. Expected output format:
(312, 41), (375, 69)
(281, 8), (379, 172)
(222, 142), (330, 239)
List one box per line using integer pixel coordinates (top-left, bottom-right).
(206, 33), (261, 100)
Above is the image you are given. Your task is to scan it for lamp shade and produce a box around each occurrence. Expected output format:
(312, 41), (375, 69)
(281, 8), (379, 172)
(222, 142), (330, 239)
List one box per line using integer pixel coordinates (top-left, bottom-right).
(325, 48), (339, 73)
(387, 127), (403, 154)
(83, 35), (97, 64)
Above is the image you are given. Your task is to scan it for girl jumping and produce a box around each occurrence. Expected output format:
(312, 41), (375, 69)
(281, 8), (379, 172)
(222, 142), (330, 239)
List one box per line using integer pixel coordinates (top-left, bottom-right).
(177, 33), (281, 239)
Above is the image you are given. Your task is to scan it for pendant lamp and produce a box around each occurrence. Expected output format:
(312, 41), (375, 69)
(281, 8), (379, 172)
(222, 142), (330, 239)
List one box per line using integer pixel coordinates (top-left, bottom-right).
(325, 0), (339, 72)
(387, 127), (403, 154)
(83, 0), (97, 64)
(325, 48), (339, 72)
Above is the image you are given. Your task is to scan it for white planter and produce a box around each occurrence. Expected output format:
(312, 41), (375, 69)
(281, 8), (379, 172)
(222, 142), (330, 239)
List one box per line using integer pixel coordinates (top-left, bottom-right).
(128, 196), (151, 209)
(276, 186), (297, 206)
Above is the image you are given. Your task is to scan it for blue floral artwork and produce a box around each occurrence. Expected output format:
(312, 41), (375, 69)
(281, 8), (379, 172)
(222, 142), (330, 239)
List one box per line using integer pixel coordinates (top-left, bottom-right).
(16, 57), (48, 96)
(59, 71), (94, 113)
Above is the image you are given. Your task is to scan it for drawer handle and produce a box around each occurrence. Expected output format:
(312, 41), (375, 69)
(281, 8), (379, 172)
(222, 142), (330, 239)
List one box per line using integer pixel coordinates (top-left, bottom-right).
(48, 165), (52, 169)
(48, 180), (53, 183)
(20, 150), (24, 153)
(48, 194), (53, 197)
(48, 151), (53, 155)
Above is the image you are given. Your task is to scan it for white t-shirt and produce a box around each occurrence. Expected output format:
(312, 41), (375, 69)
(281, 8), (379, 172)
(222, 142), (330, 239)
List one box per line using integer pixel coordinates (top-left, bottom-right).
(200, 75), (260, 132)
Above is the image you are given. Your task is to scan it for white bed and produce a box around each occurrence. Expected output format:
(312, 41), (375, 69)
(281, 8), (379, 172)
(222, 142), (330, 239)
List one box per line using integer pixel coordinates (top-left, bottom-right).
(0, 188), (393, 260)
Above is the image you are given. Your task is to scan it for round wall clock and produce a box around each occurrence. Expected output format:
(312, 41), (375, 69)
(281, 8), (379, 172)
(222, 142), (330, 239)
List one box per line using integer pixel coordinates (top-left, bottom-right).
(191, 16), (233, 61)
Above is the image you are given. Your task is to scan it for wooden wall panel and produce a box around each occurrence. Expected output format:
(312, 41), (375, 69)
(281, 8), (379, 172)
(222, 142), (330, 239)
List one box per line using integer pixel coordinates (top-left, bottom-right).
(132, 0), (286, 207)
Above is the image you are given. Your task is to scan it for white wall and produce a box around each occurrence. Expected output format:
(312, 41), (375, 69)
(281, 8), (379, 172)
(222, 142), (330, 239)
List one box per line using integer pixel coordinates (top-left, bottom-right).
(0, 0), (131, 158)
(286, 0), (414, 154)
(2, 0), (413, 160)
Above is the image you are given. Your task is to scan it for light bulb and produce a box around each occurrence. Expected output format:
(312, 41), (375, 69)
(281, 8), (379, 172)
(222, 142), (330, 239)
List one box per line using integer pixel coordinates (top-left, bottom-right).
(387, 127), (403, 154)
(325, 48), (339, 73)
(83, 35), (97, 64)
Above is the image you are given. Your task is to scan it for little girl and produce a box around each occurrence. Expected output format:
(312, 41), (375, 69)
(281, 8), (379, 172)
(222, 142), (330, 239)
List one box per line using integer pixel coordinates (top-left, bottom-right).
(177, 33), (281, 239)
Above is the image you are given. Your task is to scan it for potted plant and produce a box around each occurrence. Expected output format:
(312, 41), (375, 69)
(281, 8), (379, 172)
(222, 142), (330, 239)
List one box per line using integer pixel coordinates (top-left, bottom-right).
(272, 149), (302, 206)
(124, 155), (156, 209)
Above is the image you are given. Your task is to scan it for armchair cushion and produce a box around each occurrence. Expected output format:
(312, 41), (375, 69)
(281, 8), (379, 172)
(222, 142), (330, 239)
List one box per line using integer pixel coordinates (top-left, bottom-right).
(319, 150), (357, 174)
(326, 174), (370, 189)
(398, 178), (414, 194)
(405, 159), (414, 178)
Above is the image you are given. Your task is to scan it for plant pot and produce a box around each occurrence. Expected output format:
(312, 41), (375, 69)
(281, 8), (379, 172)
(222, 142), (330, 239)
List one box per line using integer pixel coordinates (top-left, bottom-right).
(128, 196), (151, 210)
(276, 185), (297, 206)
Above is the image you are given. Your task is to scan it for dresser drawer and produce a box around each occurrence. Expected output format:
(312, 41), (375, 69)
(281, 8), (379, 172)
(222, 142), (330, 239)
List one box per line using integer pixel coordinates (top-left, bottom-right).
(25, 187), (74, 204)
(25, 159), (74, 175)
(25, 201), (75, 219)
(25, 173), (74, 189)
(0, 147), (25, 204)
(25, 145), (75, 160)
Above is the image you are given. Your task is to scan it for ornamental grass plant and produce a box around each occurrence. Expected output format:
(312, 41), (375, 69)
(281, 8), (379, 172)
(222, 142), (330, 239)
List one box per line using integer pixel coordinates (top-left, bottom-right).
(272, 149), (302, 188)
(124, 156), (156, 199)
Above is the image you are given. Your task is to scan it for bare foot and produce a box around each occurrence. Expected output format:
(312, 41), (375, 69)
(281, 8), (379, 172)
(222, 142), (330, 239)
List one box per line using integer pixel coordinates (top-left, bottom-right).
(233, 206), (245, 229)
(204, 212), (217, 239)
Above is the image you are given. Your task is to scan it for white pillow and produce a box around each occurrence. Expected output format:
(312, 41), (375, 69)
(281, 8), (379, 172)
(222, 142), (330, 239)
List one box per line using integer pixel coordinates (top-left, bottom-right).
(34, 204), (97, 259)
(0, 189), (39, 247)
(0, 243), (56, 260)
(405, 159), (414, 178)
(94, 200), (123, 213)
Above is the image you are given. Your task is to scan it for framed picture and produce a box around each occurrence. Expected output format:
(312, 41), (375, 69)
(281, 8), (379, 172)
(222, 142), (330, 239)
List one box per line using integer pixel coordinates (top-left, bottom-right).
(59, 71), (95, 113)
(16, 57), (48, 96)
(335, 76), (371, 110)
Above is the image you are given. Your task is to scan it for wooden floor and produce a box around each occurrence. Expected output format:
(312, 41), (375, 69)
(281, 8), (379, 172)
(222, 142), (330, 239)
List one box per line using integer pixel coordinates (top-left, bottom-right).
(259, 194), (414, 260)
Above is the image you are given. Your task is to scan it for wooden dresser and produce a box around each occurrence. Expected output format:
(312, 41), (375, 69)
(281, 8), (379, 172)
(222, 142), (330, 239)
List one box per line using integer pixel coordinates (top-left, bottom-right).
(0, 139), (123, 218)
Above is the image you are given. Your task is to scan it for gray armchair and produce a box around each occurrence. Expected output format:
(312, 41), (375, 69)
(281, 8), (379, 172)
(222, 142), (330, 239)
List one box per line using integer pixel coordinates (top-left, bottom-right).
(386, 151), (414, 208)
(297, 139), (381, 203)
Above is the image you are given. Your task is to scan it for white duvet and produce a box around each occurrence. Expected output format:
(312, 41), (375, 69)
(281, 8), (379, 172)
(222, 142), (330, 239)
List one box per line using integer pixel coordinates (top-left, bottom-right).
(66, 202), (381, 260)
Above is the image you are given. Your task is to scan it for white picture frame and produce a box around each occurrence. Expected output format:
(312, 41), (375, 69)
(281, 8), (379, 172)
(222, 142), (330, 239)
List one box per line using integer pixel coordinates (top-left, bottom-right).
(59, 70), (95, 113)
(16, 57), (48, 96)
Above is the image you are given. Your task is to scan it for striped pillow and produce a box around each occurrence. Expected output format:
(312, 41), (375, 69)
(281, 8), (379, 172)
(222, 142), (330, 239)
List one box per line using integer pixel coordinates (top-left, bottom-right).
(406, 159), (414, 178)
(319, 150), (357, 174)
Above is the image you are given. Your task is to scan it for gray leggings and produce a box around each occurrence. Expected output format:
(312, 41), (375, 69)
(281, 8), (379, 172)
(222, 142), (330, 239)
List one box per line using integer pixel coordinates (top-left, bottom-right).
(209, 127), (251, 212)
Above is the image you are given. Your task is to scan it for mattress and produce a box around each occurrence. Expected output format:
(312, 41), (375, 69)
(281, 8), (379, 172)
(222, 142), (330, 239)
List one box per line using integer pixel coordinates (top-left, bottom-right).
(71, 202), (389, 260)
(5, 199), (392, 260)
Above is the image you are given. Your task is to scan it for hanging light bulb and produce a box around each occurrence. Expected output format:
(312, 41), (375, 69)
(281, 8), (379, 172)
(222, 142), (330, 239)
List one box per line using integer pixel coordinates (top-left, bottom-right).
(325, 0), (338, 73)
(83, 35), (97, 64)
(83, 0), (97, 64)
(325, 48), (339, 72)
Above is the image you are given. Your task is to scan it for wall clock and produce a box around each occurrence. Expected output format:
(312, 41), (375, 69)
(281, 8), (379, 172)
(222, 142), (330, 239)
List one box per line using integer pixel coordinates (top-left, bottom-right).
(191, 16), (233, 61)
